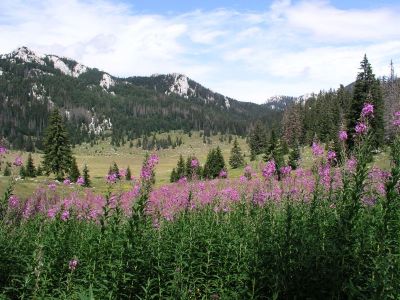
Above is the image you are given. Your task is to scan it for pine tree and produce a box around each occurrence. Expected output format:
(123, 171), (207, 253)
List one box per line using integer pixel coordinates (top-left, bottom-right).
(112, 162), (120, 179)
(19, 165), (26, 179)
(176, 155), (186, 179)
(36, 165), (43, 176)
(203, 147), (225, 179)
(69, 157), (80, 182)
(288, 140), (301, 170)
(170, 168), (177, 183)
(3, 163), (11, 176)
(263, 130), (277, 162)
(43, 109), (73, 180)
(229, 138), (244, 169)
(25, 153), (36, 177)
(125, 166), (132, 181)
(82, 164), (91, 187)
(349, 55), (384, 148)
(248, 121), (267, 160)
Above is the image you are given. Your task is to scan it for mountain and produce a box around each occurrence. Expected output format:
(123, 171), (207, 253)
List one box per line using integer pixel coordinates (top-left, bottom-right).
(0, 46), (282, 150)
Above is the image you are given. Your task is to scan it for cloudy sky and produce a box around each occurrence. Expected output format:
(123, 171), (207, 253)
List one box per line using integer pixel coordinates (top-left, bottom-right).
(0, 0), (399, 103)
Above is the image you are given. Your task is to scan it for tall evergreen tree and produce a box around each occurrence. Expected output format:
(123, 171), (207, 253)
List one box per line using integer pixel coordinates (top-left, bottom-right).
(69, 157), (80, 182)
(175, 155), (186, 180)
(43, 109), (73, 180)
(82, 164), (91, 187)
(112, 162), (120, 179)
(248, 121), (267, 160)
(203, 147), (225, 179)
(125, 166), (132, 181)
(288, 140), (301, 170)
(25, 153), (36, 177)
(349, 55), (384, 148)
(229, 138), (245, 169)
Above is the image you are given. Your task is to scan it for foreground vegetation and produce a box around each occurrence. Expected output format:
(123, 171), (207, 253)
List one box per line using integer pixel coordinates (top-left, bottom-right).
(0, 107), (399, 299)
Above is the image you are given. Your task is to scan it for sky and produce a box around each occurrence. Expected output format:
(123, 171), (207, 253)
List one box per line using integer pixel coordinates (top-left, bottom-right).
(0, 0), (399, 103)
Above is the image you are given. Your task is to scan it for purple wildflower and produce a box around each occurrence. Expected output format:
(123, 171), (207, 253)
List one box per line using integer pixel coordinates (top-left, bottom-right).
(219, 169), (228, 179)
(191, 159), (199, 168)
(106, 173), (118, 184)
(63, 178), (71, 185)
(262, 160), (276, 179)
(61, 210), (70, 221)
(311, 142), (324, 157)
(0, 146), (7, 155)
(361, 103), (374, 118)
(69, 259), (78, 271)
(327, 150), (336, 161)
(48, 183), (57, 191)
(8, 195), (19, 209)
(13, 156), (23, 166)
(338, 130), (348, 141)
(76, 176), (85, 186)
(355, 122), (367, 135)
(280, 166), (292, 176)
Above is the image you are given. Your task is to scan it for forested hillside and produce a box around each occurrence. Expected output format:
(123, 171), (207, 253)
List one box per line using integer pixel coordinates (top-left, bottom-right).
(0, 47), (282, 150)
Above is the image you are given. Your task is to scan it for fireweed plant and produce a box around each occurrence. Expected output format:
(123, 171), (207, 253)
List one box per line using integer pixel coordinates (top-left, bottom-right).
(0, 105), (399, 299)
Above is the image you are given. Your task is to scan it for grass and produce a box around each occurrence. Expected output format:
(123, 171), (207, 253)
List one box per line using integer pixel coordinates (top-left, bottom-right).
(0, 131), (391, 197)
(0, 132), (250, 196)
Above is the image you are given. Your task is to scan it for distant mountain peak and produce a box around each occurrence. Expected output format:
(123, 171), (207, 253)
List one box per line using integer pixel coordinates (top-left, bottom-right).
(165, 73), (194, 98)
(1, 46), (88, 78)
(1, 46), (45, 65)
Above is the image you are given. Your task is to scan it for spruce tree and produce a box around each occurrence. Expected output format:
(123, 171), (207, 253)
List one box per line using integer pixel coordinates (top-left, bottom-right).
(112, 162), (120, 179)
(176, 155), (186, 179)
(36, 164), (43, 176)
(3, 163), (11, 176)
(349, 55), (384, 148)
(19, 165), (26, 179)
(125, 166), (132, 181)
(203, 147), (225, 179)
(82, 164), (91, 187)
(25, 153), (36, 177)
(248, 121), (267, 160)
(229, 138), (245, 169)
(69, 157), (80, 182)
(288, 140), (301, 170)
(43, 109), (73, 180)
(170, 168), (177, 183)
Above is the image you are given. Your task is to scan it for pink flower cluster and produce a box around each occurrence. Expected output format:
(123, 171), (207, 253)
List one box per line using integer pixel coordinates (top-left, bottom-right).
(311, 142), (324, 157)
(262, 160), (276, 179)
(355, 122), (368, 135)
(393, 111), (400, 127)
(361, 103), (374, 118)
(339, 131), (348, 141)
(140, 154), (159, 181)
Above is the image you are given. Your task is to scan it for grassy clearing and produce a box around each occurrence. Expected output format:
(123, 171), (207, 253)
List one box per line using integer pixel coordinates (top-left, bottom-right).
(0, 131), (391, 197)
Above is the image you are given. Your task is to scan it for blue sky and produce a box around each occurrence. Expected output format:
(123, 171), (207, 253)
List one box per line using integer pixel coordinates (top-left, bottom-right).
(0, 0), (399, 103)
(125, 0), (399, 14)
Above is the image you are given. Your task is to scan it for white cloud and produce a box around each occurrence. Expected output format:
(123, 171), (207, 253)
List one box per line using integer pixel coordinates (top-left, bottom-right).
(0, 0), (399, 103)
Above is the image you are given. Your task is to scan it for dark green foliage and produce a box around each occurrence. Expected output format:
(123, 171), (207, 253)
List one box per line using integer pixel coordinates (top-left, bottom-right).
(229, 138), (244, 169)
(170, 168), (177, 183)
(349, 55), (384, 148)
(43, 109), (73, 180)
(25, 153), (36, 178)
(111, 162), (120, 179)
(288, 140), (301, 170)
(36, 164), (43, 176)
(248, 121), (267, 160)
(19, 165), (26, 179)
(69, 157), (80, 182)
(176, 155), (186, 180)
(125, 166), (131, 181)
(82, 164), (91, 187)
(3, 163), (11, 176)
(203, 147), (225, 179)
